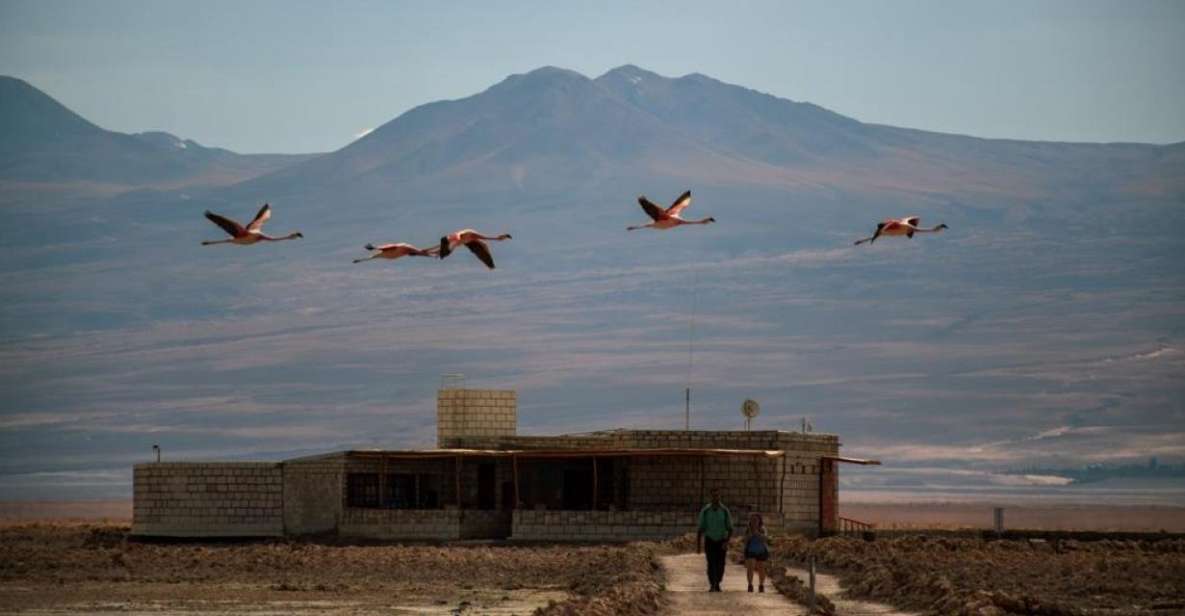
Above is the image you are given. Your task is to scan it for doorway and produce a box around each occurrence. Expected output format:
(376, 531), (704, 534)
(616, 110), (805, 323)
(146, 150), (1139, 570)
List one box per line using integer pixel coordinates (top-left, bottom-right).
(477, 463), (497, 510)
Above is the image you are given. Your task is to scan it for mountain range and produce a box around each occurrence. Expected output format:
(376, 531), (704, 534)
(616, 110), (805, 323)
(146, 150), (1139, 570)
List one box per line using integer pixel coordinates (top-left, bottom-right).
(0, 76), (315, 205)
(5, 66), (1182, 212)
(1, 66), (1183, 501)
(228, 64), (1184, 211)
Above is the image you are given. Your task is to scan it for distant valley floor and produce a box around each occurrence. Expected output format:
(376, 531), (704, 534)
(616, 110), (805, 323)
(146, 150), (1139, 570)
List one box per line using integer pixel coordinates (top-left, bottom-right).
(3, 500), (1185, 532)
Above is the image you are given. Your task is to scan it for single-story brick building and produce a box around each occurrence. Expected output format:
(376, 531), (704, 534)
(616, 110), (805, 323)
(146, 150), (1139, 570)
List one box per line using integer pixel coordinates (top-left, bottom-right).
(132, 388), (876, 540)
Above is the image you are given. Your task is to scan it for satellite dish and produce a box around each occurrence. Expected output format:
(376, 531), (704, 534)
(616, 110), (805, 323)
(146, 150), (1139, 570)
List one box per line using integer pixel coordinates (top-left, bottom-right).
(741, 399), (760, 430)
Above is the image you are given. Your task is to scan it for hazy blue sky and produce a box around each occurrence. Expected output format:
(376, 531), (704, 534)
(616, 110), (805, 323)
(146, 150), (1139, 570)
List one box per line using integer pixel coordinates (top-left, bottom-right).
(1, 0), (1183, 153)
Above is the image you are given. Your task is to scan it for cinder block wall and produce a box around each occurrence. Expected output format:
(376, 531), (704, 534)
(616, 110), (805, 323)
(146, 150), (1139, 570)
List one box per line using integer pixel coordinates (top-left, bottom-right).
(283, 455), (346, 536)
(340, 509), (463, 540)
(603, 430), (838, 531)
(776, 433), (839, 530)
(513, 510), (692, 541)
(338, 509), (509, 541)
(627, 455), (781, 513)
(512, 510), (787, 542)
(132, 462), (283, 537)
(437, 389), (516, 448)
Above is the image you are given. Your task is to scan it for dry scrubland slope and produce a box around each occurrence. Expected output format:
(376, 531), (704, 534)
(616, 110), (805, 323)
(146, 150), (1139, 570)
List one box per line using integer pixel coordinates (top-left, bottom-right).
(1, 66), (1183, 503)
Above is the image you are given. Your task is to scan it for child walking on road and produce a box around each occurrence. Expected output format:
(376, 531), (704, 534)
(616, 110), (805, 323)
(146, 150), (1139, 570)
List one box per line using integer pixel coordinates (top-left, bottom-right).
(743, 512), (770, 592)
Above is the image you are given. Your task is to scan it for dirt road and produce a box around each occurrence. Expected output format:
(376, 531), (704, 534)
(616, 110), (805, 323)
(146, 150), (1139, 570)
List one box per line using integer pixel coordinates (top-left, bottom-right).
(661, 553), (803, 615)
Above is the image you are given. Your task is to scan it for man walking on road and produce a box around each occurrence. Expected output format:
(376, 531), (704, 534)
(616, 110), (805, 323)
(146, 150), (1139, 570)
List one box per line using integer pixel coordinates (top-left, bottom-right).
(696, 487), (733, 592)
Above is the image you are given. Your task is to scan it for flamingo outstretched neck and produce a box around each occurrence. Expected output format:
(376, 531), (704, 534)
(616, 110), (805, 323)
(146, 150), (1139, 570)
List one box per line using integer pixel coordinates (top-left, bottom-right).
(353, 242), (438, 264)
(855, 217), (947, 245)
(627, 190), (715, 231)
(439, 229), (513, 269)
(201, 204), (303, 246)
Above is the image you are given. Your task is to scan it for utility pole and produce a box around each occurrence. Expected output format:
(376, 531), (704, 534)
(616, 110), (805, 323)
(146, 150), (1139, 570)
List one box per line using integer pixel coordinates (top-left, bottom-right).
(684, 387), (690, 431)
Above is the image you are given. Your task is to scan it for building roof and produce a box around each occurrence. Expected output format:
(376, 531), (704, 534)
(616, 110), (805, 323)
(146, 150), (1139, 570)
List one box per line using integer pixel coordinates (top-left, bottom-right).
(287, 447), (786, 462)
(822, 456), (882, 465)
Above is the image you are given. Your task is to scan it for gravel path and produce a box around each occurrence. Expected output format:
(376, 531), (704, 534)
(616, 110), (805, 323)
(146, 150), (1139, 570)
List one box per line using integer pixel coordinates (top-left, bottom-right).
(661, 553), (804, 615)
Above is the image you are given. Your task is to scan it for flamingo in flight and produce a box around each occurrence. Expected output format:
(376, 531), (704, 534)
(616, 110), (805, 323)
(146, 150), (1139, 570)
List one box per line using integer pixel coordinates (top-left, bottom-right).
(201, 204), (303, 246)
(854, 217), (948, 246)
(353, 243), (439, 264)
(438, 229), (513, 270)
(627, 190), (715, 231)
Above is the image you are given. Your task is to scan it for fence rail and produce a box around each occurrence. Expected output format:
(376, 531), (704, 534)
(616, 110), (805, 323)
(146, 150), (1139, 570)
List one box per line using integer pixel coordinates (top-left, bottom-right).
(838, 516), (875, 535)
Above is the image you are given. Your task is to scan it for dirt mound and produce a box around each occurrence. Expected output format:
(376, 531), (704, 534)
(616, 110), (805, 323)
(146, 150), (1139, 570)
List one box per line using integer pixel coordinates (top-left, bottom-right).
(772, 534), (1185, 615)
(535, 543), (665, 616)
(768, 566), (837, 616)
(0, 523), (665, 614)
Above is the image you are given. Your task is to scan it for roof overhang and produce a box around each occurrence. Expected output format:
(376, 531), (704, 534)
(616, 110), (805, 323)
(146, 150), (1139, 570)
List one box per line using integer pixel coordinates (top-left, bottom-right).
(822, 456), (881, 465)
(344, 447), (785, 459)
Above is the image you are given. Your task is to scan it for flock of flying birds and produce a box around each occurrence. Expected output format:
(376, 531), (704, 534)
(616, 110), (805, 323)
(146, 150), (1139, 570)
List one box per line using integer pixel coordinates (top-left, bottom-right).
(201, 190), (948, 269)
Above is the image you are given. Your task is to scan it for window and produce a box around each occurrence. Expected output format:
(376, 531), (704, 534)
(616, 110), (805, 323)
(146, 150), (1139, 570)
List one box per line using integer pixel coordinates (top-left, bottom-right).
(385, 473), (442, 509)
(347, 473), (379, 507)
(477, 464), (496, 510)
(418, 474), (440, 509)
(562, 468), (593, 510)
(389, 474), (416, 509)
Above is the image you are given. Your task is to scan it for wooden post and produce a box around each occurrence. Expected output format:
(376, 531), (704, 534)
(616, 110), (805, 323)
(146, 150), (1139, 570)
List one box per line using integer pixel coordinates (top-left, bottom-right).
(808, 555), (816, 613)
(592, 457), (599, 510)
(512, 455), (520, 510)
(779, 455), (787, 514)
(379, 454), (387, 508)
(698, 456), (705, 504)
(818, 459), (824, 535)
(455, 455), (462, 510)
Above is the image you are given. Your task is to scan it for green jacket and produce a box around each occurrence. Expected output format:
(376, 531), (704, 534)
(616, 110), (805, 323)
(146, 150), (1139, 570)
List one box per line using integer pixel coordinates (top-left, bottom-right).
(698, 503), (732, 541)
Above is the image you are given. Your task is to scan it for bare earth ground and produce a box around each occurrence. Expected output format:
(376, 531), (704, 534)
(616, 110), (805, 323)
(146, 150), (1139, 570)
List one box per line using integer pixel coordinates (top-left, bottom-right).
(0, 502), (130, 524)
(4, 517), (1185, 615)
(9, 500), (1185, 532)
(0, 524), (662, 615)
(783, 565), (917, 616)
(661, 552), (801, 615)
(776, 534), (1185, 615)
(841, 502), (1185, 532)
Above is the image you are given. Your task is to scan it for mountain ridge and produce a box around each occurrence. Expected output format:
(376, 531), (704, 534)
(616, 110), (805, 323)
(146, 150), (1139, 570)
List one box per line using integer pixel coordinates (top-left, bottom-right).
(0, 75), (319, 200)
(4, 66), (1182, 212)
(218, 64), (1182, 213)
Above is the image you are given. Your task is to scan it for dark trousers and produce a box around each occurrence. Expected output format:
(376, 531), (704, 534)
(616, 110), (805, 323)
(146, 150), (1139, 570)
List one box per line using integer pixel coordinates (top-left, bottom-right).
(704, 537), (727, 588)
